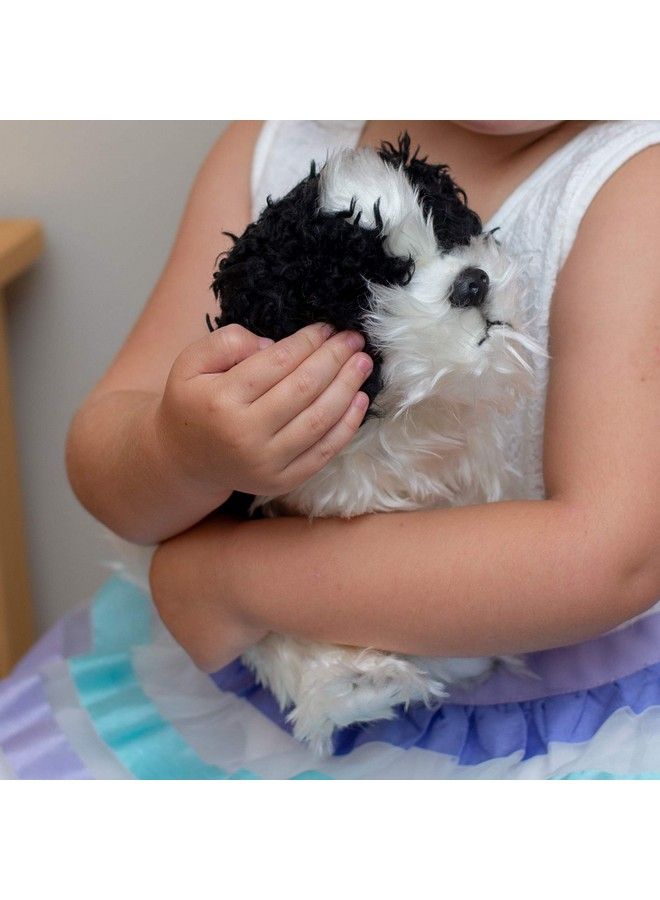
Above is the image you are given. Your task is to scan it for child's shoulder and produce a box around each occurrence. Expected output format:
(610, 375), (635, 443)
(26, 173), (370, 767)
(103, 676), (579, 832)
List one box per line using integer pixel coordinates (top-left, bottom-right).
(563, 142), (659, 282)
(588, 141), (659, 213)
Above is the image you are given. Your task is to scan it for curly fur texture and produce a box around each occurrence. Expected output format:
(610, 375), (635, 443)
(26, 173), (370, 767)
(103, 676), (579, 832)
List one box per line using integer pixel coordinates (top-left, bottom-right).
(208, 135), (545, 754)
(211, 164), (413, 404)
(378, 132), (482, 251)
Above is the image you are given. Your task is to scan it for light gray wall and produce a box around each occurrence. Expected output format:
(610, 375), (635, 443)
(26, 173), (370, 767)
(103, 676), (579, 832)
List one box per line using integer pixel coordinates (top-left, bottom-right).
(1, 121), (229, 631)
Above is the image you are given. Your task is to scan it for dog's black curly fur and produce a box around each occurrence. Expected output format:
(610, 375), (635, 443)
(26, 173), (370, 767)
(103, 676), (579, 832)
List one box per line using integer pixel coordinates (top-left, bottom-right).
(210, 165), (413, 404)
(209, 134), (482, 517)
(378, 132), (482, 251)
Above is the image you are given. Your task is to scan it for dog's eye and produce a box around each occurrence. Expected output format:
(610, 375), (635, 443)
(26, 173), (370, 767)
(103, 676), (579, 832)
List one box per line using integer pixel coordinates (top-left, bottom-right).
(449, 267), (489, 308)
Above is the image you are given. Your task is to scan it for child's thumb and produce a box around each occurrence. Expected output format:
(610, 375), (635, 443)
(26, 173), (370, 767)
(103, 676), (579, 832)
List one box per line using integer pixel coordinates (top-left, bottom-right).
(182, 323), (273, 376)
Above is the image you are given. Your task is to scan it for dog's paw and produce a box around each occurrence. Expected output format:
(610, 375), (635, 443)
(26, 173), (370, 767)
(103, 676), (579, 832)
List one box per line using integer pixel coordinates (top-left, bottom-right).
(288, 652), (448, 756)
(286, 707), (337, 758)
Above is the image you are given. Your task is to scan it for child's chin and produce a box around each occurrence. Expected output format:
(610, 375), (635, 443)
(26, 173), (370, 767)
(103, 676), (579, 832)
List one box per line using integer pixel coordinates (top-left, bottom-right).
(455, 120), (562, 136)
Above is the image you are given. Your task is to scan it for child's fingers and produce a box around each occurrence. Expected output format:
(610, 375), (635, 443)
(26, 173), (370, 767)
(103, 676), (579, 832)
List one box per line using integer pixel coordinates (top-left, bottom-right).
(177, 324), (272, 377)
(253, 330), (367, 431)
(278, 391), (370, 486)
(224, 322), (335, 403)
(272, 352), (373, 461)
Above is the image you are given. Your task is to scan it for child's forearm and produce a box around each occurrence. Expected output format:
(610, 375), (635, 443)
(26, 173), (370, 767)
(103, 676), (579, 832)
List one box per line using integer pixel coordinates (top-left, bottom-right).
(66, 390), (229, 544)
(227, 500), (657, 658)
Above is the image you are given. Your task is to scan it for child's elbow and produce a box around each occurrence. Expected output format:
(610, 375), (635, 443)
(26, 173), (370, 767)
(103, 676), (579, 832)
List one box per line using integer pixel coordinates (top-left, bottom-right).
(65, 407), (155, 546)
(591, 515), (660, 629)
(64, 408), (95, 517)
(556, 497), (660, 634)
(615, 539), (660, 621)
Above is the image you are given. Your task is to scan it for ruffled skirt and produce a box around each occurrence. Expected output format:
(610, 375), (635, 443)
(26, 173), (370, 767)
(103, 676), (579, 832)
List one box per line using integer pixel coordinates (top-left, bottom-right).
(2, 576), (660, 779)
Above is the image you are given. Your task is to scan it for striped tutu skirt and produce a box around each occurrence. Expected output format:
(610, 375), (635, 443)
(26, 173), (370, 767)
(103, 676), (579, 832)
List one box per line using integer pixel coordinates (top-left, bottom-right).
(2, 575), (660, 779)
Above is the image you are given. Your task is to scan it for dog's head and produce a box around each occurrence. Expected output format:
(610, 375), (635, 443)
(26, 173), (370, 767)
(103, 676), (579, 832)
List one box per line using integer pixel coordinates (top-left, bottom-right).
(212, 133), (541, 416)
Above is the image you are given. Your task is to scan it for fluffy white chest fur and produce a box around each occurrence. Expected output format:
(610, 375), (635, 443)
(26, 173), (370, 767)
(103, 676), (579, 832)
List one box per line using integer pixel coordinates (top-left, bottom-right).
(237, 148), (544, 755)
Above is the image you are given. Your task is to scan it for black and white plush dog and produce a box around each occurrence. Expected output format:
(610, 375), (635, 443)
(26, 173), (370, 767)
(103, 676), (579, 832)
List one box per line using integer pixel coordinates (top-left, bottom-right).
(211, 134), (543, 755)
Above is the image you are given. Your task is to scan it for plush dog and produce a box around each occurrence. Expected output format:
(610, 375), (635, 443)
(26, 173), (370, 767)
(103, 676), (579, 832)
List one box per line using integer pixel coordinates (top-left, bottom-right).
(210, 134), (543, 755)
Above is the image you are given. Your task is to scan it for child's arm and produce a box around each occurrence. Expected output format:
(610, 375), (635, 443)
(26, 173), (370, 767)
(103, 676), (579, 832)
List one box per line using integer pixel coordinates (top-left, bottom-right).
(66, 123), (372, 544)
(150, 145), (660, 672)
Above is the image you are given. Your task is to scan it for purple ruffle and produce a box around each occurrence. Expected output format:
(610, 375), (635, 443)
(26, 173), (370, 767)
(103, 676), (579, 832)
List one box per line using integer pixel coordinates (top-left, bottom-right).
(212, 658), (660, 762)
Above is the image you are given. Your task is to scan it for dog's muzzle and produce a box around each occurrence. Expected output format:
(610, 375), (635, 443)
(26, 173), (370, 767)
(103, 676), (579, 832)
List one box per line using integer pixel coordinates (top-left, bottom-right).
(449, 267), (489, 308)
(477, 319), (511, 346)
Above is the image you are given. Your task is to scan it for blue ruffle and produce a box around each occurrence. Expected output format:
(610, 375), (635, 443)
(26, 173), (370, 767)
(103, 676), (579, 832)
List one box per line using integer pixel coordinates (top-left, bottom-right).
(212, 658), (660, 763)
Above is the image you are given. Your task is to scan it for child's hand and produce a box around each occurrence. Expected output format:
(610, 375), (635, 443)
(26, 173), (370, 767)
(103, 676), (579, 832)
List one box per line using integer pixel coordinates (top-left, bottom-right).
(156, 321), (373, 500)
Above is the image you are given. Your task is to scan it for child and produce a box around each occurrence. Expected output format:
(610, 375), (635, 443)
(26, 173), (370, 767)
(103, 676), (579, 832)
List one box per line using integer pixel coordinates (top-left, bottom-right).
(1, 120), (658, 779)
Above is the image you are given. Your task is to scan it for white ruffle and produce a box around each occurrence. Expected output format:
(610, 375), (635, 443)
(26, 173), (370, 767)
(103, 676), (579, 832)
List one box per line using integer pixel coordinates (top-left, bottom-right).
(0, 747), (15, 779)
(41, 659), (134, 779)
(133, 624), (319, 777)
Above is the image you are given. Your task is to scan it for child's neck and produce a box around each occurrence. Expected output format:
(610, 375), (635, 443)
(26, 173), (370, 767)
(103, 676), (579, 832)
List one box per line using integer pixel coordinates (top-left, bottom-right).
(359, 121), (593, 223)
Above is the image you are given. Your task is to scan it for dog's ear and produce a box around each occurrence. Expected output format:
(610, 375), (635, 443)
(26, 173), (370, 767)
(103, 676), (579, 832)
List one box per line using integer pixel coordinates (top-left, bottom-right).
(210, 166), (414, 404)
(378, 131), (417, 168)
(379, 131), (482, 251)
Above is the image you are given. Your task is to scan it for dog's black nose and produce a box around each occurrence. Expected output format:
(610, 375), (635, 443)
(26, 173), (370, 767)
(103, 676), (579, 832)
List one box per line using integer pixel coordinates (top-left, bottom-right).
(449, 267), (489, 308)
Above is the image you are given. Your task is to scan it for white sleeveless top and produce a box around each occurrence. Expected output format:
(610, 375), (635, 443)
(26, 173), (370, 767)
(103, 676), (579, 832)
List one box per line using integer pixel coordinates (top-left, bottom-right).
(251, 120), (660, 502)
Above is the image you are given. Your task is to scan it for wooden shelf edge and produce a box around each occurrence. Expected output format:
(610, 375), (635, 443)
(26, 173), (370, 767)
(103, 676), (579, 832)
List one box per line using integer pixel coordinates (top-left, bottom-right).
(0, 219), (45, 289)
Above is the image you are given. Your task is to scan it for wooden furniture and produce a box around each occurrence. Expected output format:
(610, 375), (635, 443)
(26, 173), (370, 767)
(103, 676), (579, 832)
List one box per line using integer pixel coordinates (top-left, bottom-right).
(0, 219), (44, 676)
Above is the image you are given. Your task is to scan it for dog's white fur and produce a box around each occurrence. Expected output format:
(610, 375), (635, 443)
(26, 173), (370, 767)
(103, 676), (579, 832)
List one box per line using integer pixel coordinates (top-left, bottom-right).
(240, 148), (545, 755)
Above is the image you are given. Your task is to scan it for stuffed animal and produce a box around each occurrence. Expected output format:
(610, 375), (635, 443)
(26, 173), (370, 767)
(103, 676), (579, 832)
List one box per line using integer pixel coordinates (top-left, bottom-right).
(210, 133), (543, 755)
